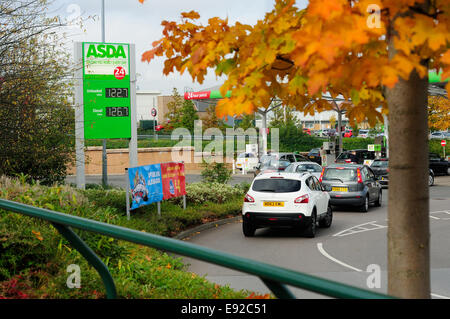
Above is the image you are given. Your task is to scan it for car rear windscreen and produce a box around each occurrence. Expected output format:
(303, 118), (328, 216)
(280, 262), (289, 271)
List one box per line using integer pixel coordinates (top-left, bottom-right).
(371, 161), (388, 168)
(252, 179), (301, 193)
(323, 168), (357, 182)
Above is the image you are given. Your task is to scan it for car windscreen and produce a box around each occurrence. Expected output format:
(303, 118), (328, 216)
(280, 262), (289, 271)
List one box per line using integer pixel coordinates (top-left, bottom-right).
(323, 168), (357, 182)
(371, 160), (388, 168)
(336, 152), (353, 160)
(295, 164), (322, 172)
(252, 178), (301, 193)
(260, 155), (276, 164)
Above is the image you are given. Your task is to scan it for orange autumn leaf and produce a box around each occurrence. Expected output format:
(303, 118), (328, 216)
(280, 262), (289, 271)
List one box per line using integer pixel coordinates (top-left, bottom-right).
(31, 230), (43, 241)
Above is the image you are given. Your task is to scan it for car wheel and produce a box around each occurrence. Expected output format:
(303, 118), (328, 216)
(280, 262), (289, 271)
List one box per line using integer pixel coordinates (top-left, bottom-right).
(242, 219), (256, 237)
(360, 195), (369, 213)
(374, 190), (382, 207)
(429, 174), (434, 187)
(303, 211), (317, 238)
(319, 205), (333, 228)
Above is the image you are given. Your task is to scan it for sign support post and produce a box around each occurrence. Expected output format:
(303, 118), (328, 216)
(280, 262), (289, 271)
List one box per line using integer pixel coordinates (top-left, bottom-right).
(125, 168), (130, 220)
(74, 43), (85, 190)
(129, 44), (138, 168)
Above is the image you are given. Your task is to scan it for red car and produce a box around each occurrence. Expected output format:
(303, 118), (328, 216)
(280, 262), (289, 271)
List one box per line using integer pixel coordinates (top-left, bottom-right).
(303, 128), (311, 135)
(344, 129), (353, 138)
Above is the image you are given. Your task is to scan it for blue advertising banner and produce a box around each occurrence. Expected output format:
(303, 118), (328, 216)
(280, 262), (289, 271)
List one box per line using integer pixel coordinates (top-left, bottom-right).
(128, 164), (163, 210)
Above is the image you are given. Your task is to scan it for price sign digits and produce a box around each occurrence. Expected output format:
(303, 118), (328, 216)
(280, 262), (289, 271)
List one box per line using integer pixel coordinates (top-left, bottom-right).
(106, 88), (128, 98)
(106, 107), (129, 117)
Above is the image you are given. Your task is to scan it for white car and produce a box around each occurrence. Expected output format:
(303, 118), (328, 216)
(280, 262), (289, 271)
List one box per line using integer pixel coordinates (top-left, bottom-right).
(236, 152), (259, 171)
(357, 129), (370, 138)
(242, 172), (332, 238)
(284, 162), (323, 179)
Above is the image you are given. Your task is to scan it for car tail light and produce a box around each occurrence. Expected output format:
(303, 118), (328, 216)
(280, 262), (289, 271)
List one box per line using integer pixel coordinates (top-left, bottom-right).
(244, 193), (255, 203)
(319, 167), (325, 182)
(357, 168), (363, 183)
(345, 159), (352, 163)
(294, 194), (309, 204)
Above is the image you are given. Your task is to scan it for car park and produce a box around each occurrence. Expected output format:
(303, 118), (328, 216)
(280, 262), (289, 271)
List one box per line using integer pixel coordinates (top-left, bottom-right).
(319, 164), (382, 212)
(335, 149), (376, 165)
(242, 172), (332, 237)
(284, 162), (323, 179)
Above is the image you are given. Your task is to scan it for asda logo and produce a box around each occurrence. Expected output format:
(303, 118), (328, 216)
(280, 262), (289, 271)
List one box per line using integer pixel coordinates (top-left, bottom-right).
(85, 44), (127, 59)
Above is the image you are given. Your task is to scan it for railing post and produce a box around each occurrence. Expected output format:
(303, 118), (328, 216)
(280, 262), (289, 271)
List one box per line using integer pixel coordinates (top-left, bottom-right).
(51, 223), (117, 299)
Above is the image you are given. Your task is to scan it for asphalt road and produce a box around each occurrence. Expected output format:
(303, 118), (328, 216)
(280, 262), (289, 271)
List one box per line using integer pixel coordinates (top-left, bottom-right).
(181, 176), (450, 299)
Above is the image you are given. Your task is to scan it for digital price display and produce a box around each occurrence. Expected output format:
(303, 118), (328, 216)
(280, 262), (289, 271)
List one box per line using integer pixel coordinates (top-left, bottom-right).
(105, 88), (128, 98)
(106, 107), (129, 117)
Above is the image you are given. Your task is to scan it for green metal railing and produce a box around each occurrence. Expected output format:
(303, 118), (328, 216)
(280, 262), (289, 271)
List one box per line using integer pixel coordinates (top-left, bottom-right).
(0, 198), (393, 299)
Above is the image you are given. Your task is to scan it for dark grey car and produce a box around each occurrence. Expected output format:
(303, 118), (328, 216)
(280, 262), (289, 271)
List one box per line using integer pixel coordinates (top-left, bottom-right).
(320, 164), (382, 212)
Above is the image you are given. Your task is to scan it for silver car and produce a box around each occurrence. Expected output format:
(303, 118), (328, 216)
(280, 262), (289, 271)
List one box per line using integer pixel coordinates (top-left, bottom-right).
(284, 162), (323, 179)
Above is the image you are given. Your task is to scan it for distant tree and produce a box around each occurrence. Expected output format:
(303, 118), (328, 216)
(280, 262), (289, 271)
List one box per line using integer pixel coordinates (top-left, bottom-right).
(164, 88), (184, 129)
(269, 106), (299, 128)
(202, 104), (225, 131)
(0, 0), (75, 185)
(180, 99), (199, 133)
(237, 113), (255, 130)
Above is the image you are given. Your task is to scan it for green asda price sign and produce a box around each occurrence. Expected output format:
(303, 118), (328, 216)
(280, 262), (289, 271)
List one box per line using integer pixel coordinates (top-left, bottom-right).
(82, 42), (131, 139)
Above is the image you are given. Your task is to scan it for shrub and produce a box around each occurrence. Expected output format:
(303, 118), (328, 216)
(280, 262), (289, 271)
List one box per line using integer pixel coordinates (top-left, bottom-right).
(201, 161), (232, 184)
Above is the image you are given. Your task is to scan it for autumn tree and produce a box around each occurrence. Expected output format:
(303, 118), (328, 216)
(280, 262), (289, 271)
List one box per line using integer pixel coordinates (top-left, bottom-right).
(428, 96), (450, 131)
(140, 0), (450, 298)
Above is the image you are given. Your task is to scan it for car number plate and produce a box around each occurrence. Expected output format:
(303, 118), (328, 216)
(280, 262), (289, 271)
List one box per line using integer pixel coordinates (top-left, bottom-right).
(332, 187), (348, 192)
(263, 201), (284, 207)
(381, 177), (385, 180)
(309, 156), (315, 158)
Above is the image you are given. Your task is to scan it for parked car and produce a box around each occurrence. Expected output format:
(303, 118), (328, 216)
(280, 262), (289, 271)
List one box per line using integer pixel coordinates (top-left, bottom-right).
(236, 152), (259, 171)
(303, 128), (311, 135)
(242, 172), (332, 237)
(254, 159), (291, 177)
(370, 158), (389, 188)
(335, 149), (376, 165)
(307, 148), (322, 164)
(327, 129), (337, 137)
(284, 162), (323, 179)
(429, 153), (449, 175)
(357, 129), (370, 138)
(371, 158), (436, 187)
(257, 152), (311, 169)
(319, 164), (382, 212)
(344, 129), (353, 138)
(430, 131), (446, 139)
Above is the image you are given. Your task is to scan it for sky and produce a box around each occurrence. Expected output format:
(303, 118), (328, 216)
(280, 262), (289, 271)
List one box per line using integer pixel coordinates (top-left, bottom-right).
(50, 0), (308, 95)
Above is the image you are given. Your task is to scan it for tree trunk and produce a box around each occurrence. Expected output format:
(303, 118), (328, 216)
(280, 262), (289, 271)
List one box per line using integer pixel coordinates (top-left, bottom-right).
(386, 60), (430, 297)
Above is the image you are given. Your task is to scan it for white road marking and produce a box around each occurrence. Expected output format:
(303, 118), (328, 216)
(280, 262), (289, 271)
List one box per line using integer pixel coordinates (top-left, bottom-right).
(333, 221), (387, 237)
(317, 243), (363, 272)
(431, 293), (450, 299)
(317, 242), (450, 299)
